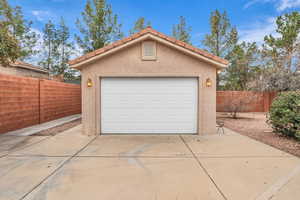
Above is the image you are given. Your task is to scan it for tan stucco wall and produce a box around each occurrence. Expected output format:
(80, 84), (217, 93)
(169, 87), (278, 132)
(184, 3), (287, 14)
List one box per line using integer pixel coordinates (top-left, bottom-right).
(0, 65), (49, 79)
(80, 41), (217, 136)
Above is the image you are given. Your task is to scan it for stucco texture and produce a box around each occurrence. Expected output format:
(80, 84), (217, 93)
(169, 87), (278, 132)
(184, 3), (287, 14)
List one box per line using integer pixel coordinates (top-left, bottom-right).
(80, 41), (217, 136)
(0, 65), (49, 79)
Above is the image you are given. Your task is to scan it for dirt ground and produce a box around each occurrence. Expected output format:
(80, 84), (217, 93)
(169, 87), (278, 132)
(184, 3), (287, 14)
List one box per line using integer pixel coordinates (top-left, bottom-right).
(33, 119), (82, 136)
(217, 112), (300, 158)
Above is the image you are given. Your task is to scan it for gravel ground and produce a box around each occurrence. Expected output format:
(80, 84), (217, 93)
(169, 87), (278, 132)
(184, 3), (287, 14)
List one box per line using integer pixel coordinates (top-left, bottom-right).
(217, 112), (300, 158)
(33, 119), (82, 136)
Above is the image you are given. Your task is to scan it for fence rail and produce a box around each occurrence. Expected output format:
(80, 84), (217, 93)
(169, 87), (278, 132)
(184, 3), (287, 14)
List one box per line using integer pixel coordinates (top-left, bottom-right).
(0, 73), (81, 134)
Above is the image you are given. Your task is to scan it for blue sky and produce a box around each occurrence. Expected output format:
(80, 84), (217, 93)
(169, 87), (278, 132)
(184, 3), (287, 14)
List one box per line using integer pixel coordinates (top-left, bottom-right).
(9, 0), (300, 47)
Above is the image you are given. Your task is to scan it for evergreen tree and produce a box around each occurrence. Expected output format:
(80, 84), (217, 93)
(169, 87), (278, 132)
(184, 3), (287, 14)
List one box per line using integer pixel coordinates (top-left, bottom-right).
(39, 18), (77, 80)
(202, 10), (238, 58)
(12, 6), (38, 61)
(0, 21), (20, 66)
(129, 17), (151, 35)
(39, 20), (56, 71)
(224, 42), (260, 90)
(172, 16), (192, 44)
(258, 12), (300, 91)
(0, 0), (38, 66)
(75, 0), (123, 53)
(54, 18), (77, 79)
(202, 10), (238, 89)
(263, 12), (300, 71)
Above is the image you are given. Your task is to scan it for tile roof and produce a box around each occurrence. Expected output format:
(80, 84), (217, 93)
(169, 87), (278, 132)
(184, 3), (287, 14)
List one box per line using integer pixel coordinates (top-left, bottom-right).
(11, 61), (49, 73)
(69, 27), (229, 67)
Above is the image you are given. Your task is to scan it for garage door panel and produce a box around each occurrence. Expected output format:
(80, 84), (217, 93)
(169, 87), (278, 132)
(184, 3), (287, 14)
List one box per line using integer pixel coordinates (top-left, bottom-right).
(101, 77), (198, 134)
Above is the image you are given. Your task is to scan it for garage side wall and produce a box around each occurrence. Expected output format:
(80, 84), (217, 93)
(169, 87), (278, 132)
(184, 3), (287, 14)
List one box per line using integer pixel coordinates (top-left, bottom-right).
(80, 42), (217, 135)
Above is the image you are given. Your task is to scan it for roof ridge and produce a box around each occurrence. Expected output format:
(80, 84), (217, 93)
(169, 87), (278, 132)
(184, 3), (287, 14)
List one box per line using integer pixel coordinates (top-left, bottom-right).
(69, 28), (229, 67)
(12, 61), (47, 70)
(10, 61), (49, 73)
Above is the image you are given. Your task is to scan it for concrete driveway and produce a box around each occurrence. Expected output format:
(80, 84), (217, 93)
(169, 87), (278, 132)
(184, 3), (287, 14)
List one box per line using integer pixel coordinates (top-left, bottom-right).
(0, 126), (300, 200)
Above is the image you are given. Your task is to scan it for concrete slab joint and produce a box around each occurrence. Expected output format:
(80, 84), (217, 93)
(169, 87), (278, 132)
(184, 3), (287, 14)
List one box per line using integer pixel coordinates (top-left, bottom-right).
(0, 126), (300, 200)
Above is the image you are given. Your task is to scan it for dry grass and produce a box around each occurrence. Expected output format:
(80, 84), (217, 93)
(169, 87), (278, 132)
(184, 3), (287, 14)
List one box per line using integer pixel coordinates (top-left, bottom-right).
(217, 112), (300, 158)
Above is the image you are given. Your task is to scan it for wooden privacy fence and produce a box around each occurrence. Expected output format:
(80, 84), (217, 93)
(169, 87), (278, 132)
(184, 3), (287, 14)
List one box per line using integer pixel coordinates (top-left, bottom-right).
(0, 73), (81, 134)
(217, 91), (277, 113)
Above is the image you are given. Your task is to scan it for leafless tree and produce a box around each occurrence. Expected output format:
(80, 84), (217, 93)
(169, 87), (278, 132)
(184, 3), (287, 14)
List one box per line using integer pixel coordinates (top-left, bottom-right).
(254, 68), (300, 92)
(222, 92), (260, 119)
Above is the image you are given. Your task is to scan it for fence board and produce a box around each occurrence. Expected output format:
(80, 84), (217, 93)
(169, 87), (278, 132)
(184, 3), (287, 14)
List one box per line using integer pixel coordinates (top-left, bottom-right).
(217, 91), (277, 112)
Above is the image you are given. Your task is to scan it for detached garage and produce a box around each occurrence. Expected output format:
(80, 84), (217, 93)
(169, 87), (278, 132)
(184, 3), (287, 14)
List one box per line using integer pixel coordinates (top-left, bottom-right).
(69, 27), (228, 136)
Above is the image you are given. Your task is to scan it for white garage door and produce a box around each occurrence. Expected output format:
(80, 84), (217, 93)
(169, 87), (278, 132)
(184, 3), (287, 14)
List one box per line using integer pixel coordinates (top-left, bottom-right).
(101, 77), (198, 134)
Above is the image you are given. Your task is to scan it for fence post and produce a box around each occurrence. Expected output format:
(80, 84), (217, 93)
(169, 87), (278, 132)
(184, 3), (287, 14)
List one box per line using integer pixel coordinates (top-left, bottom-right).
(38, 79), (41, 124)
(263, 92), (270, 112)
(39, 79), (44, 124)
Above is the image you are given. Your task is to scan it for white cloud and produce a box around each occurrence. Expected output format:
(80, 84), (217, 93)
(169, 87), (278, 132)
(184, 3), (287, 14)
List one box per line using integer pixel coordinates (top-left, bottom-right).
(242, 0), (300, 44)
(31, 10), (52, 21)
(244, 0), (300, 11)
(239, 17), (278, 44)
(244, 0), (268, 9)
(277, 0), (300, 11)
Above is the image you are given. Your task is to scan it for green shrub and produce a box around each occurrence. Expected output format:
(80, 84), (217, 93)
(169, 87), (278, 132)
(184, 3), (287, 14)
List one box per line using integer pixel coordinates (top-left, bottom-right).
(267, 91), (300, 140)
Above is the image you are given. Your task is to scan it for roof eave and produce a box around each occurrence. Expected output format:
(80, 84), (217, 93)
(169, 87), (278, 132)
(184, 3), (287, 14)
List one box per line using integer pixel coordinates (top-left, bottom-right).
(150, 35), (228, 68)
(70, 33), (228, 70)
(71, 34), (152, 70)
(11, 64), (49, 74)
